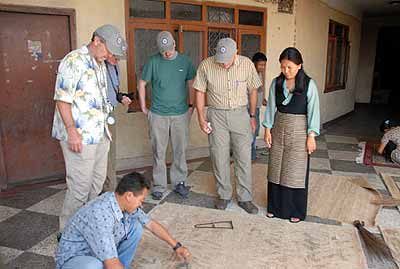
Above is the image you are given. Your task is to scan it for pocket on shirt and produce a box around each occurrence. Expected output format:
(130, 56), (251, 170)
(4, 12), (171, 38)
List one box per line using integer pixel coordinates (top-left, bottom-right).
(235, 80), (248, 100)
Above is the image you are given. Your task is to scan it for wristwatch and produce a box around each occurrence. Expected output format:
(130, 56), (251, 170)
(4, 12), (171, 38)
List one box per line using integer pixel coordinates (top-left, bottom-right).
(173, 242), (182, 251)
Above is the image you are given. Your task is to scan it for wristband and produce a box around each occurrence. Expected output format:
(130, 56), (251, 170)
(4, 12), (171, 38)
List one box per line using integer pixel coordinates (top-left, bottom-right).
(249, 114), (256, 118)
(188, 104), (193, 108)
(173, 242), (182, 251)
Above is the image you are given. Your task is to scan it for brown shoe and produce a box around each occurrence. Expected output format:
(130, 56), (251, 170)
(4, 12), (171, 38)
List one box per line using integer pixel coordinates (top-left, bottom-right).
(238, 201), (259, 214)
(215, 199), (230, 210)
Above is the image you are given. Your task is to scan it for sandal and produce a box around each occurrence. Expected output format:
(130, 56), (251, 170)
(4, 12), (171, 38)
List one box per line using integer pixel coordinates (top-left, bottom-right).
(289, 217), (301, 223)
(266, 213), (275, 218)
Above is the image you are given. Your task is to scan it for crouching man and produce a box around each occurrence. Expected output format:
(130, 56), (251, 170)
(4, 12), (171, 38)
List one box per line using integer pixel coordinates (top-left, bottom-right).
(55, 172), (190, 269)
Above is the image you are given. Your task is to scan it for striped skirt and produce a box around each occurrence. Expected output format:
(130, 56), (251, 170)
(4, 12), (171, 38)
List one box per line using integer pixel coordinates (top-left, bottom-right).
(267, 111), (309, 220)
(268, 111), (308, 189)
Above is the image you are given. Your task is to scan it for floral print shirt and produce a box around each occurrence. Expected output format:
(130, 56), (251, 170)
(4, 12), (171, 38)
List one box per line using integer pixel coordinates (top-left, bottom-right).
(52, 46), (112, 144)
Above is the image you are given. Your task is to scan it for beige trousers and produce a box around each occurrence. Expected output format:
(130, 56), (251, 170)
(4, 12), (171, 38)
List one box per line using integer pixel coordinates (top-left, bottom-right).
(207, 106), (253, 202)
(59, 135), (110, 231)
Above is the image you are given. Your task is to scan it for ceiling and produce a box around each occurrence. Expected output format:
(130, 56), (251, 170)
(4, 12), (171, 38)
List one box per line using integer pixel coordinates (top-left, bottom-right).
(323, 0), (400, 18)
(353, 0), (400, 17)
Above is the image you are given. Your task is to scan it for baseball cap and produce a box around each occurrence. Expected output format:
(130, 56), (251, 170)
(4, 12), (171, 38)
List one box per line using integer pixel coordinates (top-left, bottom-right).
(157, 31), (175, 53)
(94, 24), (127, 58)
(215, 38), (237, 64)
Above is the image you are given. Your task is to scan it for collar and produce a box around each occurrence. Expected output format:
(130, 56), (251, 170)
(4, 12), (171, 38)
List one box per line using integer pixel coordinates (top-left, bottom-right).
(212, 55), (240, 68)
(108, 192), (124, 221)
(161, 51), (178, 61)
(79, 45), (90, 56)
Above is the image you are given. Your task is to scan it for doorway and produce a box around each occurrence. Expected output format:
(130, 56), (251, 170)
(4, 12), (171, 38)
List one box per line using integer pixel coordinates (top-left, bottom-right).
(371, 27), (400, 109)
(0, 4), (76, 189)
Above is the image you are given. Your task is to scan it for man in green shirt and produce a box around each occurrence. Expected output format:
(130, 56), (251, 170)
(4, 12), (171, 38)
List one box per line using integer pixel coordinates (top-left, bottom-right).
(138, 31), (196, 200)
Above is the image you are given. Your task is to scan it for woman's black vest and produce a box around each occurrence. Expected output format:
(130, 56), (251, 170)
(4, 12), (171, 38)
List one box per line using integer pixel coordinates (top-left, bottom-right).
(275, 76), (310, 115)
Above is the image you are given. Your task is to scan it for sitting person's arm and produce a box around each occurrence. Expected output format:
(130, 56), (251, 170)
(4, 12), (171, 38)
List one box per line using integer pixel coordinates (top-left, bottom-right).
(377, 142), (386, 155)
(145, 219), (191, 261)
(378, 129), (392, 155)
(79, 213), (123, 269)
(104, 258), (124, 269)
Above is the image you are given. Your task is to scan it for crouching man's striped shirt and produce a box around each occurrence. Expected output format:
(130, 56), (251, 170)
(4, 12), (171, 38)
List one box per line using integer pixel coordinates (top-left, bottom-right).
(193, 55), (262, 109)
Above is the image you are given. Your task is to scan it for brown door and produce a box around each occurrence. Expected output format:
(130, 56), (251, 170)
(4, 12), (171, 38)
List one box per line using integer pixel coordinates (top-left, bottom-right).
(0, 9), (74, 186)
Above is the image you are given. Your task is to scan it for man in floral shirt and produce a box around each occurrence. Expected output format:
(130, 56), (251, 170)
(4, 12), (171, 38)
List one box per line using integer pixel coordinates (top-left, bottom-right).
(52, 24), (127, 231)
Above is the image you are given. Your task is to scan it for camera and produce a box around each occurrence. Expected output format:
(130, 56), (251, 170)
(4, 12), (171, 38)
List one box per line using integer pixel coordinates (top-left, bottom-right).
(117, 92), (135, 103)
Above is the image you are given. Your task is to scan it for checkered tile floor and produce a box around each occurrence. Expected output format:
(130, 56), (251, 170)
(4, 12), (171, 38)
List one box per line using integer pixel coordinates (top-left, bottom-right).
(1, 132), (400, 268)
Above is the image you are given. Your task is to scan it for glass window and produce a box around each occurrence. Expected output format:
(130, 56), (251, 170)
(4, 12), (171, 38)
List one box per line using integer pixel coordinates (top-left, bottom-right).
(325, 20), (350, 92)
(129, 0), (165, 19)
(134, 29), (161, 102)
(183, 31), (203, 68)
(239, 10), (263, 26)
(207, 6), (234, 24)
(171, 3), (202, 21)
(241, 34), (261, 59)
(208, 29), (233, 56)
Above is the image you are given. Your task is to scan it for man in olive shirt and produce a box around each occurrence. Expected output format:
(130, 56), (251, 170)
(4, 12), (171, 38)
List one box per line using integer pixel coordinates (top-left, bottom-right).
(138, 31), (196, 200)
(193, 38), (262, 214)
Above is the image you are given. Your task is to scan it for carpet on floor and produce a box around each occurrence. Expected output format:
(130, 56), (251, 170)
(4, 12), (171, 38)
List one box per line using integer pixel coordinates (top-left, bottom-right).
(380, 228), (400, 269)
(132, 203), (367, 269)
(187, 164), (381, 226)
(359, 141), (400, 168)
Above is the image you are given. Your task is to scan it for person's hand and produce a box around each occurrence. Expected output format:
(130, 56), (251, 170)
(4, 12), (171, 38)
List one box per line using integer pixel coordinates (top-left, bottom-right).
(175, 246), (191, 262)
(67, 127), (82, 153)
(264, 129), (272, 148)
(121, 96), (132, 106)
(250, 117), (256, 133)
(189, 106), (195, 116)
(307, 135), (317, 154)
(199, 120), (212, 134)
(262, 99), (267, 106)
(141, 105), (149, 115)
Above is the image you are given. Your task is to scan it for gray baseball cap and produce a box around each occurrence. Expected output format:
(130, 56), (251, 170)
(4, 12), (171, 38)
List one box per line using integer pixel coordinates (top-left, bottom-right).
(215, 38), (237, 64)
(157, 31), (175, 53)
(94, 24), (127, 58)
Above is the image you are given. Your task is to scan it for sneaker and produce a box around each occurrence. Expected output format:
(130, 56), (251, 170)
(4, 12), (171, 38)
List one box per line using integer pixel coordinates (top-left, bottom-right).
(238, 201), (259, 214)
(215, 199), (230, 210)
(151, 191), (163, 200)
(174, 182), (189, 198)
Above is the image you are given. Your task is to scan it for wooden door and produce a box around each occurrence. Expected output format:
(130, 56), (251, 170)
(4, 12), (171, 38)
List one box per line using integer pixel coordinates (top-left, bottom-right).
(0, 6), (75, 187)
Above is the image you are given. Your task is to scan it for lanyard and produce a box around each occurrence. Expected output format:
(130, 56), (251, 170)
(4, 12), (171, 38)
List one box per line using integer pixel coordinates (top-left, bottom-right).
(106, 64), (120, 95)
(90, 56), (111, 114)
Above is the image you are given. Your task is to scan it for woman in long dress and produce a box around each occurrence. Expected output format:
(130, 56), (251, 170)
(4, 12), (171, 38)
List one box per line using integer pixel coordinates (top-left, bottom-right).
(263, 47), (320, 223)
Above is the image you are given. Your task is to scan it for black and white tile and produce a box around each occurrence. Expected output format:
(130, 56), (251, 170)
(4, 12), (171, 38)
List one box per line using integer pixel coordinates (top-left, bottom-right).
(1, 130), (400, 268)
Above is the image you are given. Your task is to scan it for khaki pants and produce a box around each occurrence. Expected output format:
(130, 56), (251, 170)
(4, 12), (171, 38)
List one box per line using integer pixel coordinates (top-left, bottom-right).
(148, 111), (189, 193)
(103, 120), (117, 192)
(59, 135), (110, 231)
(207, 107), (253, 202)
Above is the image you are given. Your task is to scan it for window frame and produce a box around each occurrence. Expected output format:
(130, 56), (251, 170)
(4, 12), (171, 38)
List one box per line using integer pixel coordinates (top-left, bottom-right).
(125, 0), (267, 111)
(324, 20), (350, 93)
